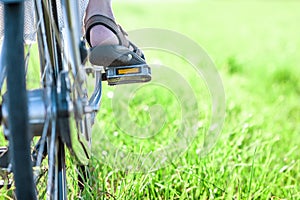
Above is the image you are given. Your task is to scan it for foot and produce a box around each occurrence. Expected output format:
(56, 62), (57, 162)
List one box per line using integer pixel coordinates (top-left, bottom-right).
(89, 25), (119, 47)
(85, 15), (145, 61)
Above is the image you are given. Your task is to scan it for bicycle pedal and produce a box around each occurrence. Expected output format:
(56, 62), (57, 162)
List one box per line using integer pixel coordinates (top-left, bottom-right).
(105, 64), (151, 85)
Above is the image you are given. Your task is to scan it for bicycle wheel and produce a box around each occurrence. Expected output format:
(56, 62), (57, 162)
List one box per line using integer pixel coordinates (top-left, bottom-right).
(0, 0), (94, 199)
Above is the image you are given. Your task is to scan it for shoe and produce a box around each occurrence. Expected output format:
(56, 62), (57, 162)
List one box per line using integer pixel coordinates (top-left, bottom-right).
(85, 14), (151, 85)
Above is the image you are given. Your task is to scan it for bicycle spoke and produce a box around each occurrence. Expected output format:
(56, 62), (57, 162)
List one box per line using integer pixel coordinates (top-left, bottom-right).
(47, 117), (57, 199)
(25, 44), (32, 75)
(36, 113), (50, 167)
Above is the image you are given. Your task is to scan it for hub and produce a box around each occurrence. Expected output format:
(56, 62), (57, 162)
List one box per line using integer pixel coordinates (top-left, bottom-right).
(1, 89), (47, 137)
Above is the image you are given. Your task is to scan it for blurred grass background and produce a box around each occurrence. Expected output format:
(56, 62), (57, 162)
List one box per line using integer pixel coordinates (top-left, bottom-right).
(92, 1), (300, 199)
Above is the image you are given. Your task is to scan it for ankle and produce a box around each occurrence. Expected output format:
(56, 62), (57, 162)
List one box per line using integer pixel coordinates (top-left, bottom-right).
(84, 0), (115, 25)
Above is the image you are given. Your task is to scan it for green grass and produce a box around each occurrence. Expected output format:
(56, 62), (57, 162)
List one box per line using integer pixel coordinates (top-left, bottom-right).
(89, 1), (300, 199)
(1, 0), (300, 199)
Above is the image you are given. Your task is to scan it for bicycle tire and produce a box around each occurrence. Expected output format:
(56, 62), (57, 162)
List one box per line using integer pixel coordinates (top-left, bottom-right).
(3, 2), (36, 200)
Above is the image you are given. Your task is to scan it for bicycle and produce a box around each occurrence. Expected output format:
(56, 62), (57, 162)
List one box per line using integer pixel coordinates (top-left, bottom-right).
(0, 0), (150, 199)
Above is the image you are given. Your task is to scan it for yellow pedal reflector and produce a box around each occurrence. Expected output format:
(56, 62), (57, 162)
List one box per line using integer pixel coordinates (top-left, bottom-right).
(117, 67), (141, 75)
(106, 64), (151, 85)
